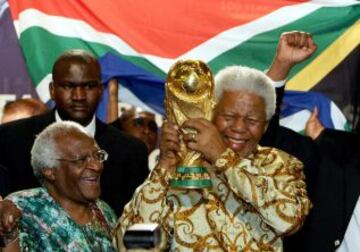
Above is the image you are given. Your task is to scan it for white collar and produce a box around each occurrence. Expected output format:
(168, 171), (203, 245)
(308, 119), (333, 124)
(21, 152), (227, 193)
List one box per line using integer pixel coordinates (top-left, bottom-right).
(54, 110), (96, 137)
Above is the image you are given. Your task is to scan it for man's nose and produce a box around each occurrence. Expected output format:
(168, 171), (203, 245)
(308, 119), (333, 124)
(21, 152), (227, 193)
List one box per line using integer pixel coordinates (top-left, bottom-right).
(71, 86), (86, 100)
(230, 116), (247, 132)
(87, 158), (104, 172)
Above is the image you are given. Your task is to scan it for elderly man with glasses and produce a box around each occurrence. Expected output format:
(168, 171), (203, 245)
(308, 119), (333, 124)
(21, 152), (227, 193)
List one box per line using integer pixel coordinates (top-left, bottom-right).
(0, 121), (117, 251)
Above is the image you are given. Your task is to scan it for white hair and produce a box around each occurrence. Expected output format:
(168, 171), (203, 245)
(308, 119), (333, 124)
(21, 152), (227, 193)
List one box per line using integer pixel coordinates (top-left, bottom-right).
(214, 66), (276, 120)
(31, 121), (88, 181)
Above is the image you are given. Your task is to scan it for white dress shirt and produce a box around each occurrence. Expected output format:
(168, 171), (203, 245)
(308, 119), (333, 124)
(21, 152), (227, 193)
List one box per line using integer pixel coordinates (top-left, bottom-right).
(55, 110), (96, 137)
(337, 195), (360, 252)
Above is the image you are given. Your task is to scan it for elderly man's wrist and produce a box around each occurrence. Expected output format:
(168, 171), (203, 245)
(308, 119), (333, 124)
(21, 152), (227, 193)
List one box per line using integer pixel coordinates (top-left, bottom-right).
(151, 161), (174, 186)
(267, 58), (294, 81)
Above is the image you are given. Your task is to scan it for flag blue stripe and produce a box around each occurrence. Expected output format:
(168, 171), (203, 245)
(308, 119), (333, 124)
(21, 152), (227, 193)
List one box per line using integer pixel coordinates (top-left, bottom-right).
(98, 53), (340, 131)
(282, 90), (334, 128)
(97, 53), (165, 120)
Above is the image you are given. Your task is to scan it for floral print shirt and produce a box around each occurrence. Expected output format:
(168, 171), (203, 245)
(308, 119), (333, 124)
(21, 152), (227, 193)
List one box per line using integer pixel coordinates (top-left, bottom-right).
(117, 146), (312, 252)
(7, 188), (117, 252)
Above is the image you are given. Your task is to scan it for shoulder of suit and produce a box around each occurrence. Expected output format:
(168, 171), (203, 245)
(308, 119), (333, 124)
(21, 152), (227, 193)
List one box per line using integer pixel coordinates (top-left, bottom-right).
(0, 112), (53, 134)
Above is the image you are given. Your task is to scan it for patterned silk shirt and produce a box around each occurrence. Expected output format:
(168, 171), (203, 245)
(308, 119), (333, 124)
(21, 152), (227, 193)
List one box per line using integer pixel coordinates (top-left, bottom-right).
(7, 188), (117, 252)
(117, 146), (312, 252)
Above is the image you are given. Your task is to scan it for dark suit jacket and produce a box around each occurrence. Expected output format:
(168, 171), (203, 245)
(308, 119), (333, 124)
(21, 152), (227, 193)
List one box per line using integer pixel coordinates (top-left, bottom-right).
(0, 111), (149, 216)
(0, 164), (9, 196)
(301, 129), (360, 252)
(264, 85), (360, 251)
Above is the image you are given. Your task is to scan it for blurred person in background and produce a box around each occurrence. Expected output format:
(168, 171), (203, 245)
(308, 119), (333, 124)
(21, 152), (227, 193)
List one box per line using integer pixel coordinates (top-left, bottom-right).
(1, 98), (49, 124)
(111, 107), (158, 154)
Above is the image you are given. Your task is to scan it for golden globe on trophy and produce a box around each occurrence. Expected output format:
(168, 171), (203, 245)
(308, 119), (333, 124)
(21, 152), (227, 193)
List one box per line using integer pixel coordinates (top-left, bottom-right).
(165, 59), (215, 189)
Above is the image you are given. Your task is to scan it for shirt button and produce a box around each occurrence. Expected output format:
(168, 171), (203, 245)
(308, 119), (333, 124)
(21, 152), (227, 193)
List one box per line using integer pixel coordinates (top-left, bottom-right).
(334, 239), (341, 246)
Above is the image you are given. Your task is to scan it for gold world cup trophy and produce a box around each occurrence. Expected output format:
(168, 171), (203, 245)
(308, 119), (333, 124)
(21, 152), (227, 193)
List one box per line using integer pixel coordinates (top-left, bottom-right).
(165, 59), (215, 189)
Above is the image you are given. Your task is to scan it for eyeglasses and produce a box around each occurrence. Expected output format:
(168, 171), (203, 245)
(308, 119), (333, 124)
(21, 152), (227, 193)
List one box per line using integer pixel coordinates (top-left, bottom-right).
(132, 117), (158, 132)
(55, 149), (109, 166)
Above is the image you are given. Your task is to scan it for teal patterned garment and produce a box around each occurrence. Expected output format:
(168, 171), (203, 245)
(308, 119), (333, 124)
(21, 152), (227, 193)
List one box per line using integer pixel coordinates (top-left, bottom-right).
(7, 188), (117, 252)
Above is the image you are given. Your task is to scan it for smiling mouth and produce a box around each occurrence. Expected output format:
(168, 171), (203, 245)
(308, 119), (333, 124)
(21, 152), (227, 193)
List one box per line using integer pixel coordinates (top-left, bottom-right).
(226, 137), (247, 144)
(81, 176), (100, 184)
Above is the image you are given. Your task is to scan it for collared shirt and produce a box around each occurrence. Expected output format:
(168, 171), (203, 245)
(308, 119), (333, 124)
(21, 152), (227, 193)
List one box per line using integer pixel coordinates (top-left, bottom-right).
(263, 69), (286, 88)
(7, 188), (117, 252)
(273, 80), (286, 88)
(55, 110), (96, 137)
(117, 146), (311, 252)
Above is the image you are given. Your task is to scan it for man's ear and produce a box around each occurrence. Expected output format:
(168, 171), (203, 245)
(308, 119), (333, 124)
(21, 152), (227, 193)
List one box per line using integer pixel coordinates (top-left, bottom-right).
(49, 82), (55, 100)
(263, 121), (270, 134)
(41, 168), (56, 182)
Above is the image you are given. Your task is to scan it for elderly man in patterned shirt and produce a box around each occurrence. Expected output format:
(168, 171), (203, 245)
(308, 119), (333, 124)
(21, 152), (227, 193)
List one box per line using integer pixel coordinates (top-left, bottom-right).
(116, 65), (311, 252)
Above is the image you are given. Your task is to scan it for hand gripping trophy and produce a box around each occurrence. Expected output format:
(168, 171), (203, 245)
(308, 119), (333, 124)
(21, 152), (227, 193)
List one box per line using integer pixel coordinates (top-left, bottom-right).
(165, 59), (215, 189)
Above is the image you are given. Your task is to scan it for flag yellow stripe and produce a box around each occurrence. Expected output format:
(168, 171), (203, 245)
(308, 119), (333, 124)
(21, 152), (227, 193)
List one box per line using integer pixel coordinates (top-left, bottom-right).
(286, 19), (360, 91)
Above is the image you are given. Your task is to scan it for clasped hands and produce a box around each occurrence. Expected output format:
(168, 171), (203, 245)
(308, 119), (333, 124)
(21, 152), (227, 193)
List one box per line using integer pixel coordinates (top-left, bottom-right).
(159, 118), (227, 168)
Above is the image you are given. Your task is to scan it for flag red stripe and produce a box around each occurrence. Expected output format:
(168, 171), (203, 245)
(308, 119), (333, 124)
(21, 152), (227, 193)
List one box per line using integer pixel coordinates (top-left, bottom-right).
(8, 0), (308, 57)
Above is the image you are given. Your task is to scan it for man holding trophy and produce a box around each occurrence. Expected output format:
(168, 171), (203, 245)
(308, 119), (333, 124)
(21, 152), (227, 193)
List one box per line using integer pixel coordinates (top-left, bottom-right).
(117, 32), (314, 251)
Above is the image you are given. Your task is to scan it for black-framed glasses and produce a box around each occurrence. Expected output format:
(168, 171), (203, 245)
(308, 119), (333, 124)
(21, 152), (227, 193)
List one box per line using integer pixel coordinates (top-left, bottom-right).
(132, 117), (158, 132)
(54, 149), (109, 166)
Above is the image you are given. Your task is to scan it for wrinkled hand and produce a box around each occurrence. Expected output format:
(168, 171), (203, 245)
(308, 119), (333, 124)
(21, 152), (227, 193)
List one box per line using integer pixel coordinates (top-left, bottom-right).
(268, 31), (317, 81)
(0, 197), (21, 235)
(159, 121), (180, 169)
(305, 107), (325, 140)
(182, 118), (227, 164)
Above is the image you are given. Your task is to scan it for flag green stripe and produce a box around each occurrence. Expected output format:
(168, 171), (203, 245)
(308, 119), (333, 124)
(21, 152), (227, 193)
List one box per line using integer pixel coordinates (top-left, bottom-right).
(209, 6), (360, 76)
(19, 27), (166, 86)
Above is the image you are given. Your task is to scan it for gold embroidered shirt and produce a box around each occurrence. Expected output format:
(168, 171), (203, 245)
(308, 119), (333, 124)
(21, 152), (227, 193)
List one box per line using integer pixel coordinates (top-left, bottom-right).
(117, 146), (311, 252)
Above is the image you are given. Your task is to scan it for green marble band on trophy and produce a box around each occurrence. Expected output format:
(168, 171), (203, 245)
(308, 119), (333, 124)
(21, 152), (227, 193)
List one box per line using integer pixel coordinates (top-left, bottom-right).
(165, 59), (214, 189)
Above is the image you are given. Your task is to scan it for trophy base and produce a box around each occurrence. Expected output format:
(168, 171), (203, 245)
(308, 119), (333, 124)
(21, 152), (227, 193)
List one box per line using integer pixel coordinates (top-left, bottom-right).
(170, 166), (212, 189)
